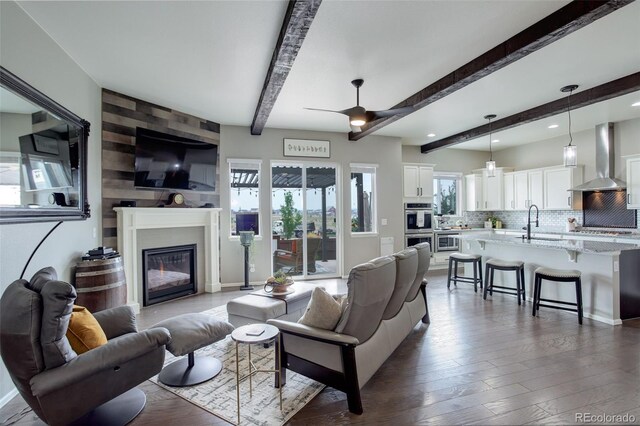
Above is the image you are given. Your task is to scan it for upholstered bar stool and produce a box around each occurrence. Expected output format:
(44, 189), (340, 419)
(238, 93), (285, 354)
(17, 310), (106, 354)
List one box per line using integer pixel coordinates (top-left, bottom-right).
(483, 259), (525, 305)
(532, 267), (583, 324)
(447, 252), (483, 293)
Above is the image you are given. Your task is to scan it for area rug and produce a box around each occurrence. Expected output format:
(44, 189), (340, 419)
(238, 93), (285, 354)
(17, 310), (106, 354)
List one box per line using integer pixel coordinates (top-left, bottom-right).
(150, 305), (325, 425)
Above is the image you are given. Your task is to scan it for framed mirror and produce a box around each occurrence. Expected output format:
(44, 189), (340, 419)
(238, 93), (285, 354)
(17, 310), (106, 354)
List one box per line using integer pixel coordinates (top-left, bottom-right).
(0, 66), (90, 224)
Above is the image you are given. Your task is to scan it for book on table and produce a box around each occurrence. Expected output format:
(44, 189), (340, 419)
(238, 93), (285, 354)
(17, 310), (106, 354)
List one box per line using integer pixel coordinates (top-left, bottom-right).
(245, 326), (265, 336)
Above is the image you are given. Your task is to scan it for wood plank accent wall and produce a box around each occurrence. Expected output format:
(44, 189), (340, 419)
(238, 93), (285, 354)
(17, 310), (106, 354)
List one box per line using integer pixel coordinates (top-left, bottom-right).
(101, 89), (220, 248)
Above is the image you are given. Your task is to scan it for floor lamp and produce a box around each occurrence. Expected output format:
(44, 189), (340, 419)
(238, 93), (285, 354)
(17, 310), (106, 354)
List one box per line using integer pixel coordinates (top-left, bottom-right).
(239, 231), (254, 291)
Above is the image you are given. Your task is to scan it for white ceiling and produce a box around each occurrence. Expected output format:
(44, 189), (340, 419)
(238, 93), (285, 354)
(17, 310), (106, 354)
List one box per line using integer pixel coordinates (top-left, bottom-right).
(15, 0), (640, 151)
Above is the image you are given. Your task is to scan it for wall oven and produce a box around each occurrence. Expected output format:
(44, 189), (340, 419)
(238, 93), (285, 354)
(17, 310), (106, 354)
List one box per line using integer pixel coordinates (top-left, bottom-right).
(405, 203), (433, 234)
(435, 232), (459, 252)
(405, 233), (434, 252)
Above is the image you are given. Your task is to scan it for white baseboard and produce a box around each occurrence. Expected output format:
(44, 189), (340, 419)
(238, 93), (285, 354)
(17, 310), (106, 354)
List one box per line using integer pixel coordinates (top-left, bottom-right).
(522, 297), (620, 325)
(0, 387), (18, 409)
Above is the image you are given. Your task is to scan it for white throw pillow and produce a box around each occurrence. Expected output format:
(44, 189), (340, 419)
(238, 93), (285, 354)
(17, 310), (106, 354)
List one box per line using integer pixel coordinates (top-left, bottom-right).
(298, 287), (343, 330)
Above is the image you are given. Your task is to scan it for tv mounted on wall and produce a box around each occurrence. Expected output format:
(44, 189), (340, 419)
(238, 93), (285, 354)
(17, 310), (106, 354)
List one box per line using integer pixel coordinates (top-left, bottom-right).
(134, 127), (217, 191)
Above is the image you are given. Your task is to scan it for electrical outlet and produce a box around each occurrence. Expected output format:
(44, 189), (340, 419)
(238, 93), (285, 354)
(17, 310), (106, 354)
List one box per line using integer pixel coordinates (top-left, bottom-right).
(381, 218), (388, 226)
(613, 261), (619, 272)
(92, 227), (97, 238)
(250, 263), (255, 272)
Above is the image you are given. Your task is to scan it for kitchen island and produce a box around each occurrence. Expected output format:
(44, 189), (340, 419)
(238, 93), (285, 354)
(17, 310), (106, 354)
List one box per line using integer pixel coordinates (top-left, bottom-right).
(456, 231), (640, 325)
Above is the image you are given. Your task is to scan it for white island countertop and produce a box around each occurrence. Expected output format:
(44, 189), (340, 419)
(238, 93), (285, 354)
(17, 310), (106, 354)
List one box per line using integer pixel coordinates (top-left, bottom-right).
(456, 232), (640, 255)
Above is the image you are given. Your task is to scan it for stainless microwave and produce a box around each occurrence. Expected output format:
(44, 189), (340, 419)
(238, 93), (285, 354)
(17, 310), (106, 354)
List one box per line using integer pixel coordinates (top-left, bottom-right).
(405, 203), (433, 234)
(405, 233), (434, 252)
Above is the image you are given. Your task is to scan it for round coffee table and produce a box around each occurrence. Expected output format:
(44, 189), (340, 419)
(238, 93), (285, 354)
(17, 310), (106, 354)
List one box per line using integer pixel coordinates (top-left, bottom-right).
(231, 324), (282, 425)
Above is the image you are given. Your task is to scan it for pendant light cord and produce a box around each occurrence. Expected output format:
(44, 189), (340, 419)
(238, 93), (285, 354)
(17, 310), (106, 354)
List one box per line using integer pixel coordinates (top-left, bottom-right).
(488, 117), (493, 161)
(567, 88), (574, 146)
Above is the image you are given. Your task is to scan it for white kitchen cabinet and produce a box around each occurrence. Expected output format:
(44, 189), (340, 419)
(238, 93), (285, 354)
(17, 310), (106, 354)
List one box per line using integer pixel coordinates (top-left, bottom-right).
(513, 171), (529, 210)
(528, 170), (544, 208)
(626, 155), (640, 209)
(504, 173), (515, 211)
(482, 168), (506, 210)
(465, 174), (483, 211)
(403, 165), (433, 199)
(544, 166), (583, 210)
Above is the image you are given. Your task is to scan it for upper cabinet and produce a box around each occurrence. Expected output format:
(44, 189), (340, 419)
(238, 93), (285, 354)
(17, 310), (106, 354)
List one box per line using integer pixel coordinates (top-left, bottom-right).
(403, 165), (433, 199)
(482, 168), (508, 210)
(464, 173), (483, 212)
(528, 170), (544, 208)
(626, 155), (640, 209)
(544, 166), (583, 210)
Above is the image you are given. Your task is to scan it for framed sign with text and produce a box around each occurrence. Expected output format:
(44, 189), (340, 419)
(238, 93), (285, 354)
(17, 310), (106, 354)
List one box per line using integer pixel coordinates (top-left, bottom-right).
(283, 138), (330, 158)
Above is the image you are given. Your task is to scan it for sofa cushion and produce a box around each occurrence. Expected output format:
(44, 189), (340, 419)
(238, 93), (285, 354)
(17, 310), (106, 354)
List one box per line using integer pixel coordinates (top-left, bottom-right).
(383, 248), (418, 320)
(406, 242), (431, 302)
(298, 287), (342, 330)
(28, 268), (77, 369)
(334, 256), (396, 343)
(66, 305), (108, 354)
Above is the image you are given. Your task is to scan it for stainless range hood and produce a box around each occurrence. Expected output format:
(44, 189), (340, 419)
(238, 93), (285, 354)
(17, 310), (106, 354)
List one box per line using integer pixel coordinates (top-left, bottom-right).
(570, 122), (626, 191)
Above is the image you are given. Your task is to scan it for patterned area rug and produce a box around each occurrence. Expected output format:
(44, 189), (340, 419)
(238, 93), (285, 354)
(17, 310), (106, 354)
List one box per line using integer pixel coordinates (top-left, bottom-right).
(150, 305), (325, 425)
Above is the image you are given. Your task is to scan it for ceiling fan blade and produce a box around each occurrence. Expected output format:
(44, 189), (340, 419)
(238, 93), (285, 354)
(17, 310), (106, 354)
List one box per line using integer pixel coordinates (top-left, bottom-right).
(368, 106), (415, 119)
(304, 107), (351, 116)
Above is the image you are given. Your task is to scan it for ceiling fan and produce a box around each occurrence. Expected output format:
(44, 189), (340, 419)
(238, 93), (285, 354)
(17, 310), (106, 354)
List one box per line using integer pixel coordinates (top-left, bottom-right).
(305, 79), (414, 132)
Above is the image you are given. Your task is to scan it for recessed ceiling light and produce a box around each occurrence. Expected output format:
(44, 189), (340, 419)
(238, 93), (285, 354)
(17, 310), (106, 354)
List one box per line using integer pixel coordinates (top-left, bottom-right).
(548, 124), (559, 129)
(632, 101), (640, 107)
(427, 133), (436, 138)
(492, 139), (500, 143)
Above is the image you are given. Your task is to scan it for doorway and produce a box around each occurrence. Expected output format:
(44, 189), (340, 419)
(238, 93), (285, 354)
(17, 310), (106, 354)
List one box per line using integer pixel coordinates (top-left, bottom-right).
(271, 162), (339, 279)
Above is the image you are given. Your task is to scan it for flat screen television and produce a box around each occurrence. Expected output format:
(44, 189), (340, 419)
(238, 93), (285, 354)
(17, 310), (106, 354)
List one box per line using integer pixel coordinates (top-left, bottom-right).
(134, 128), (217, 191)
(19, 133), (73, 192)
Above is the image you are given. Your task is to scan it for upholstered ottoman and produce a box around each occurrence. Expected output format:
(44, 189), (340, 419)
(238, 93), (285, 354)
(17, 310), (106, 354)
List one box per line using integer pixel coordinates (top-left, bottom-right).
(153, 313), (234, 386)
(226, 283), (315, 327)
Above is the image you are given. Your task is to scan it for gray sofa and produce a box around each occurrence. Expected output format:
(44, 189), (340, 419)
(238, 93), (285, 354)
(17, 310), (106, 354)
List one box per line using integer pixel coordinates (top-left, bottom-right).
(268, 242), (431, 414)
(0, 267), (171, 426)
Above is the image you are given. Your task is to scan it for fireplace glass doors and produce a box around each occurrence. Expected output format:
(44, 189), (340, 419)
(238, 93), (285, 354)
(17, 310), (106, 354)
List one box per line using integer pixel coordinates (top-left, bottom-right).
(142, 244), (196, 306)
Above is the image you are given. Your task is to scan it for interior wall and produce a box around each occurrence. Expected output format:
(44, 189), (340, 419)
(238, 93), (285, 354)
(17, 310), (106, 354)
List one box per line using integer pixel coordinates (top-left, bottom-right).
(0, 1), (102, 404)
(402, 144), (488, 173)
(101, 89), (221, 249)
(492, 118), (640, 175)
(220, 126), (404, 284)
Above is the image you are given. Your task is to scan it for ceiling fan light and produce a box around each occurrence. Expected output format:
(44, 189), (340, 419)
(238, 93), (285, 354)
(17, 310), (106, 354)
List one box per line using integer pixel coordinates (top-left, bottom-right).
(350, 117), (366, 126)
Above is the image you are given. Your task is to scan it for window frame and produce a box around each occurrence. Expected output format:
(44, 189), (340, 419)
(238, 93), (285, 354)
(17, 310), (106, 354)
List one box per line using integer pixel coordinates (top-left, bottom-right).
(433, 172), (462, 217)
(228, 158), (262, 240)
(349, 163), (378, 236)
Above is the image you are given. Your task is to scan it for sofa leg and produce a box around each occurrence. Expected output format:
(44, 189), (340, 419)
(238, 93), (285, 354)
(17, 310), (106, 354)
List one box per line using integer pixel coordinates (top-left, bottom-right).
(420, 281), (430, 324)
(341, 345), (362, 414)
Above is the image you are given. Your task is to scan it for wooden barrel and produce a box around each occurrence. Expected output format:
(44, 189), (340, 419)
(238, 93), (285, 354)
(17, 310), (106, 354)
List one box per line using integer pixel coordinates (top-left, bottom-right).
(75, 256), (126, 312)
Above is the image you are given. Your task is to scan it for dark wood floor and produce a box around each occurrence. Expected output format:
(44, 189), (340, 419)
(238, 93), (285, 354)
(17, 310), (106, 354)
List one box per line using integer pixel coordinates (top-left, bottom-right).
(2, 271), (640, 425)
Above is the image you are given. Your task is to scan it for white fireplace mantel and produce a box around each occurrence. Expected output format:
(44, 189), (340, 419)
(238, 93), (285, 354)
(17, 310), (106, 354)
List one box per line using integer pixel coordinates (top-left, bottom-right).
(114, 207), (222, 312)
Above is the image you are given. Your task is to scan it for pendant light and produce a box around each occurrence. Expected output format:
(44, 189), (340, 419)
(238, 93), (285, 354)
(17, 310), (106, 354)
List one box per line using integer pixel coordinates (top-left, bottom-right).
(484, 114), (497, 177)
(561, 84), (579, 167)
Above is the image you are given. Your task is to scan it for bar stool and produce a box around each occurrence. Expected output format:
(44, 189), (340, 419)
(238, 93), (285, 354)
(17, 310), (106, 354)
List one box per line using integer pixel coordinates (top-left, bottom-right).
(483, 259), (525, 305)
(447, 253), (483, 293)
(532, 267), (583, 324)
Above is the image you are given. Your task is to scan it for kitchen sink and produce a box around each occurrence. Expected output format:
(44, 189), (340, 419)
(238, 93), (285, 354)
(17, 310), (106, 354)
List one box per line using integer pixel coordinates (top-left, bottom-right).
(515, 236), (562, 242)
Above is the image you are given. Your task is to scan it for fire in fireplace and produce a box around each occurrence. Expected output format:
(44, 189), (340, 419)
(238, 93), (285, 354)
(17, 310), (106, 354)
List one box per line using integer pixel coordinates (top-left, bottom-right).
(142, 244), (196, 306)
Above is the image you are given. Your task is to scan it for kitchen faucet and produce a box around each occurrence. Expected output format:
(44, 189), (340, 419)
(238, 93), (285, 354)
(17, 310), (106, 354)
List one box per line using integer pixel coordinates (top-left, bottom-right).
(526, 204), (539, 241)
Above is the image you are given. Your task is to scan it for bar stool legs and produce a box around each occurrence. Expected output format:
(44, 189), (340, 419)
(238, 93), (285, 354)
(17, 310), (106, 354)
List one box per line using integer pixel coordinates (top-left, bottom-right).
(447, 253), (483, 292)
(532, 267), (583, 325)
(483, 260), (525, 305)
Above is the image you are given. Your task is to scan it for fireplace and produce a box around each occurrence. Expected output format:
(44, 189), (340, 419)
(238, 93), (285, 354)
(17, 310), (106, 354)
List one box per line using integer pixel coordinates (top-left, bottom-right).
(142, 244), (196, 306)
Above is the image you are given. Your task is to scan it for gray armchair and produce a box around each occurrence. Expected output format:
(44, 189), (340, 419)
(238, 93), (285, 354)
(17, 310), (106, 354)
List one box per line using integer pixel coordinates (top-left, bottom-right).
(0, 267), (171, 426)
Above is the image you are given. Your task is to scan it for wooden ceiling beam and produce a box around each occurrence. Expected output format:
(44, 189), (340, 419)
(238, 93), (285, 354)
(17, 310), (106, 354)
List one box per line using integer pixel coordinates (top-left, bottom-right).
(349, 0), (634, 141)
(420, 72), (640, 153)
(250, 0), (322, 135)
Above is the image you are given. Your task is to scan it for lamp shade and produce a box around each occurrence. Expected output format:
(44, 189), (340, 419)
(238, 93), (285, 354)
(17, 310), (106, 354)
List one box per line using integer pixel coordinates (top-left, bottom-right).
(486, 160), (496, 177)
(563, 144), (577, 167)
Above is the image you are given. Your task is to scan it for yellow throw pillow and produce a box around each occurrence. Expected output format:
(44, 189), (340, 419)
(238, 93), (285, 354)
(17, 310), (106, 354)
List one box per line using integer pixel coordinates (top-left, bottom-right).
(66, 305), (108, 354)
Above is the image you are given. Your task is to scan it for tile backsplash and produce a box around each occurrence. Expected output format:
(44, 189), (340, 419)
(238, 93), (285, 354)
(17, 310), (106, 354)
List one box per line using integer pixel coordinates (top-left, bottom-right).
(463, 210), (640, 231)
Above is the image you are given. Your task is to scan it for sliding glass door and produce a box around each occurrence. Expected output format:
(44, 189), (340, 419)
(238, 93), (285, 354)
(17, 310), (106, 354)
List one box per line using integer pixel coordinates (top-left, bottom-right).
(271, 162), (339, 279)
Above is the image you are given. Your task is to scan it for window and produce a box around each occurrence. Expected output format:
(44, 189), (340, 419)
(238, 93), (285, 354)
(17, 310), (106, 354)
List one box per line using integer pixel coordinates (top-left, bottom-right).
(350, 164), (377, 234)
(229, 159), (261, 237)
(433, 172), (461, 216)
